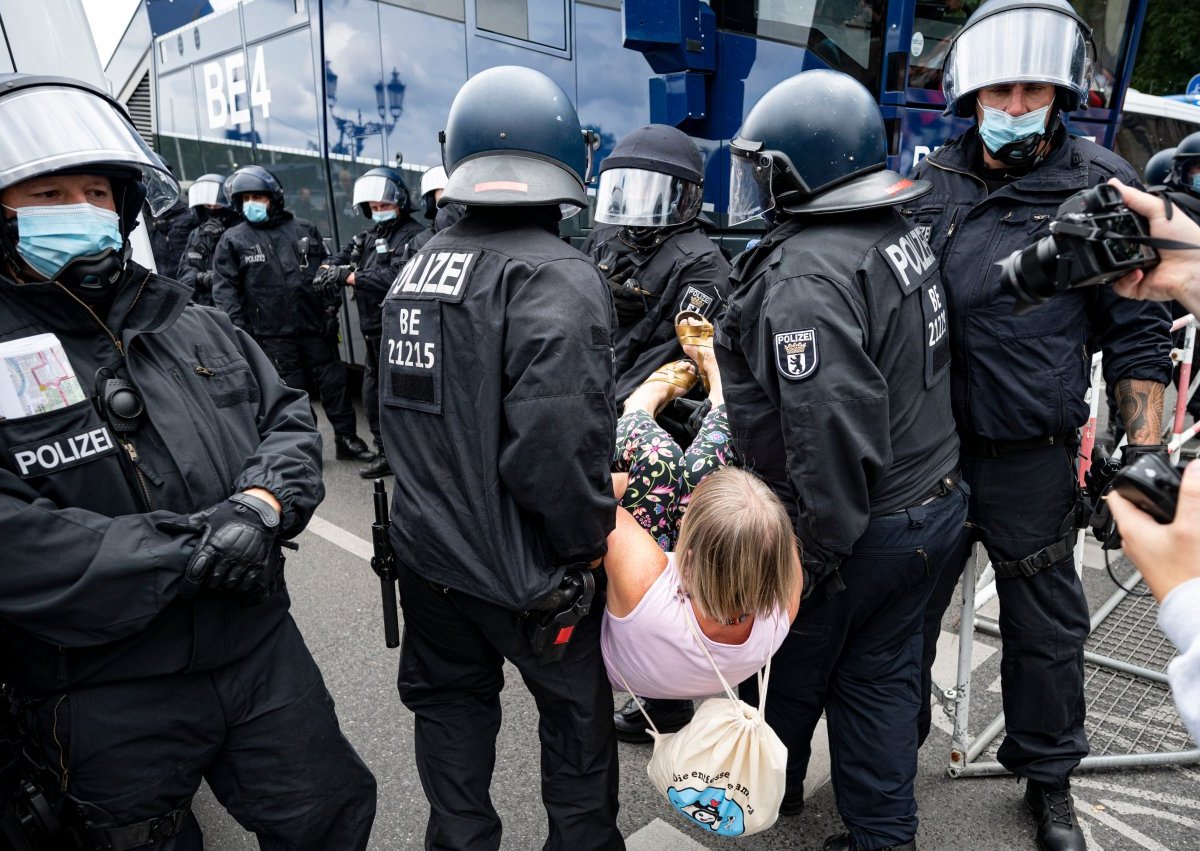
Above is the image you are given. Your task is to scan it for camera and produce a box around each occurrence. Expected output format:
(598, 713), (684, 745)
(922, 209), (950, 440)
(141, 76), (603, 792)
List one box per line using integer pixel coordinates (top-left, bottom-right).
(1110, 451), (1181, 525)
(998, 184), (1158, 310)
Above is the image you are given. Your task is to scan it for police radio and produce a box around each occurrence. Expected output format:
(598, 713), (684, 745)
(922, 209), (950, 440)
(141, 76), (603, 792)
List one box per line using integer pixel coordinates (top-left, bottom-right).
(370, 479), (401, 649)
(522, 569), (595, 665)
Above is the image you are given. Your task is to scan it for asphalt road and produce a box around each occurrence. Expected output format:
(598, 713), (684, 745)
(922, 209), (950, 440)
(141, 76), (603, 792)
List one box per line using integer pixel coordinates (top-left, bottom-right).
(193, 410), (1200, 851)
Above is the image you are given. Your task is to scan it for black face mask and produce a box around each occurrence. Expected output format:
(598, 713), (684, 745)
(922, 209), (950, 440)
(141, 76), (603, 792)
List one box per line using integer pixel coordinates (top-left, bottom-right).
(422, 194), (438, 221)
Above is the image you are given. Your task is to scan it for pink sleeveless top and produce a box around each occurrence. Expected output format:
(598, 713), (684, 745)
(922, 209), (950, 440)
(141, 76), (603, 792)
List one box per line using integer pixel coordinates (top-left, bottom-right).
(601, 553), (791, 700)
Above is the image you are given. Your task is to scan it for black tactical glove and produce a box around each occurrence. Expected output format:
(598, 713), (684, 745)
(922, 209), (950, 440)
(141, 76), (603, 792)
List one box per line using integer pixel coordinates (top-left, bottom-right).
(1087, 444), (1170, 547)
(196, 270), (213, 288)
(608, 279), (650, 325)
(313, 264), (352, 300)
(174, 492), (281, 599)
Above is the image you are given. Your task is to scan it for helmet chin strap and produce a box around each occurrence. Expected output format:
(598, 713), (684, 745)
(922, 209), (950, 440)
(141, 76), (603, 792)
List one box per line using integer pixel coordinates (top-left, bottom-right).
(55, 244), (129, 304)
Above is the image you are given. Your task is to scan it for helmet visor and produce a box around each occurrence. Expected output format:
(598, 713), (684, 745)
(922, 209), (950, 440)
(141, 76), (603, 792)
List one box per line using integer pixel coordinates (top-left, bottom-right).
(188, 180), (225, 208)
(0, 85), (179, 215)
(728, 150), (775, 226)
(943, 8), (1092, 111)
(353, 174), (401, 207)
(594, 168), (703, 227)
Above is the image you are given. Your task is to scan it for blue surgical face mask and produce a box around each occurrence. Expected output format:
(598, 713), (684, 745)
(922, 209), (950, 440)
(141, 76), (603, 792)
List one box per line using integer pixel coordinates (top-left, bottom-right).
(372, 209), (397, 223)
(978, 104), (1050, 155)
(243, 200), (269, 223)
(7, 202), (123, 281)
(1191, 174), (1200, 194)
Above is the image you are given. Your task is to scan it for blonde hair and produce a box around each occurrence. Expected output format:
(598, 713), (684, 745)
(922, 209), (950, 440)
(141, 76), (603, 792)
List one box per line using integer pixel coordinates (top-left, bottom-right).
(675, 468), (801, 623)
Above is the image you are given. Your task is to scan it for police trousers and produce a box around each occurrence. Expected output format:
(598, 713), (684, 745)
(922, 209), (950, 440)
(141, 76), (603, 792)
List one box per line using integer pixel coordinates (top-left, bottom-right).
(257, 334), (357, 438)
(743, 483), (970, 850)
(361, 334), (383, 450)
(920, 442), (1090, 789)
(28, 617), (376, 850)
(396, 561), (624, 851)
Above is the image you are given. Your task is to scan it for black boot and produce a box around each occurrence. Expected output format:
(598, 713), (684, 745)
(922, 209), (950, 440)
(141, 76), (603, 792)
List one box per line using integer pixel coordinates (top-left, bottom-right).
(359, 451), (392, 478)
(335, 434), (374, 461)
(1024, 782), (1086, 851)
(612, 697), (694, 744)
(822, 834), (916, 851)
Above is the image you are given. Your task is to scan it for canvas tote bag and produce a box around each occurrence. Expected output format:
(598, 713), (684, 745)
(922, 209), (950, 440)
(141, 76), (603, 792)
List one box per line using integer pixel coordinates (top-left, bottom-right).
(614, 613), (788, 837)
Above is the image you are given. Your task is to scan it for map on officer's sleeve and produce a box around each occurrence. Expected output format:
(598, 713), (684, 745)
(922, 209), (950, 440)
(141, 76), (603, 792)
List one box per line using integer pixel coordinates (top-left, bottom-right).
(0, 334), (84, 419)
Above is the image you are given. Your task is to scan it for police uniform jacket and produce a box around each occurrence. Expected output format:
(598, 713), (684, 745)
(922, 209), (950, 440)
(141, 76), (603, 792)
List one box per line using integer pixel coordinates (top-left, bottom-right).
(909, 129), (1172, 443)
(150, 203), (196, 277)
(716, 208), (960, 581)
(211, 211), (332, 337)
(329, 215), (425, 336)
(0, 263), (323, 693)
(177, 214), (234, 306)
(409, 202), (467, 254)
(583, 221), (731, 401)
(379, 208), (617, 611)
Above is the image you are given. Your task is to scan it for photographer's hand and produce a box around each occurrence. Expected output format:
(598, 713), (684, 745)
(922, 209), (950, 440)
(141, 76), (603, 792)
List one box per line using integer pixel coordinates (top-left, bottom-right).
(1106, 460), (1200, 602)
(1108, 179), (1200, 314)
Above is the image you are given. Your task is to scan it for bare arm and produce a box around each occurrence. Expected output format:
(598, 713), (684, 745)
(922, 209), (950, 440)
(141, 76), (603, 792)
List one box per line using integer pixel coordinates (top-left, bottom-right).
(603, 507), (668, 618)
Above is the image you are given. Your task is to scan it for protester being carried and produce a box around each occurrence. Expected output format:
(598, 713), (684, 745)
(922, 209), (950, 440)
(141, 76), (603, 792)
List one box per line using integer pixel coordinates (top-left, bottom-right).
(602, 315), (802, 701)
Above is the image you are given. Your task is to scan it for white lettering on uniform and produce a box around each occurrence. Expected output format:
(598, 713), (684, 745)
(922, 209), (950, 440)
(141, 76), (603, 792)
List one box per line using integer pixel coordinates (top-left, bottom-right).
(395, 251), (476, 299)
(884, 231), (935, 289)
(435, 253), (473, 294)
(13, 427), (114, 476)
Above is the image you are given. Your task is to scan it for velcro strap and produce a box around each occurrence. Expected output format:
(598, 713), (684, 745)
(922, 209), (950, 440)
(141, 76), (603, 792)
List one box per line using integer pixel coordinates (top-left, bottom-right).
(91, 804), (191, 851)
(992, 533), (1075, 579)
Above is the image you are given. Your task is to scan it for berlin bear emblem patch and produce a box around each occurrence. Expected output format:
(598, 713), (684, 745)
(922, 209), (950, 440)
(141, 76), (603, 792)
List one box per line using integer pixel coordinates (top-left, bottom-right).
(775, 329), (817, 381)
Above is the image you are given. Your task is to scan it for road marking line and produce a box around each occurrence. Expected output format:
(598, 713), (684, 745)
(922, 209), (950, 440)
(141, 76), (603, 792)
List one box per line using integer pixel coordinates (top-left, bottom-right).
(624, 818), (707, 850)
(1074, 778), (1200, 812)
(1076, 797), (1170, 851)
(1077, 818), (1105, 851)
(1101, 799), (1198, 828)
(306, 514), (373, 562)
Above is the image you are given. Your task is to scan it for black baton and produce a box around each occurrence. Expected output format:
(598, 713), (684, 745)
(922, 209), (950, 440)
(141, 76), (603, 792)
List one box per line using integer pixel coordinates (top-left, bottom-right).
(371, 479), (401, 648)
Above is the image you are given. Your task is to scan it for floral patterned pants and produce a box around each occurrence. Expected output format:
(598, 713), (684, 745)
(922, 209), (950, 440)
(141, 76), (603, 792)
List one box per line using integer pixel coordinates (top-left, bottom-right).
(612, 404), (738, 551)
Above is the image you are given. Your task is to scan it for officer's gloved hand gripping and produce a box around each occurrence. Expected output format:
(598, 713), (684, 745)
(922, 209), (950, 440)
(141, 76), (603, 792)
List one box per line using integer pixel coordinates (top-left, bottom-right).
(170, 491), (283, 600)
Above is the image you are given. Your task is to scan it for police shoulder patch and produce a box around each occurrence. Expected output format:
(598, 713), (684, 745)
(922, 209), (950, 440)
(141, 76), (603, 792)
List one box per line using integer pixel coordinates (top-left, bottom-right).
(775, 329), (818, 381)
(679, 285), (717, 317)
(389, 249), (478, 303)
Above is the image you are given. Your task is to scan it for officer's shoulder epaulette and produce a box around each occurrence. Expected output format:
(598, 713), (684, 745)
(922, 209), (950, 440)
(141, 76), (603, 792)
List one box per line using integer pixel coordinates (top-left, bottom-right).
(1069, 135), (1138, 182)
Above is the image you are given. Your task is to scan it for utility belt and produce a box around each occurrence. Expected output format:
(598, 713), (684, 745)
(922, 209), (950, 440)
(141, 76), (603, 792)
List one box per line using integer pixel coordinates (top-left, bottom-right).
(960, 431), (1075, 459)
(902, 467), (961, 510)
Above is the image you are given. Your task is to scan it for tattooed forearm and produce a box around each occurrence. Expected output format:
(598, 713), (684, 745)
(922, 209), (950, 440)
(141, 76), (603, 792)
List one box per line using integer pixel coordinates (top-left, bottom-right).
(1115, 378), (1166, 445)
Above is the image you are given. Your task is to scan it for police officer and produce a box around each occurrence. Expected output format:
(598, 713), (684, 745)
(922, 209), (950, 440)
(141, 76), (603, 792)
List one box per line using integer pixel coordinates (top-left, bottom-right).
(1143, 147), (1176, 188)
(212, 165), (375, 462)
(583, 124), (730, 741)
(408, 164), (466, 253)
(911, 3), (1172, 848)
(0, 74), (374, 849)
(380, 66), (622, 850)
(719, 70), (969, 851)
(176, 173), (239, 306)
(316, 167), (425, 478)
(584, 125), (730, 404)
(1171, 133), (1200, 200)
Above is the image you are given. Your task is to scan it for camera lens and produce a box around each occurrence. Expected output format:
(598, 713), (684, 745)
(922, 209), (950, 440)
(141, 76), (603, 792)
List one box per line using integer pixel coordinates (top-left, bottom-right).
(999, 235), (1061, 308)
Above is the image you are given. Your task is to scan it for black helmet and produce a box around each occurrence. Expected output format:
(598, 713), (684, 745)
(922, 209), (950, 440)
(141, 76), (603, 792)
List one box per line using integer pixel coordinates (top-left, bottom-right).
(594, 124), (704, 228)
(1143, 147), (1176, 188)
(352, 166), (411, 218)
(439, 66), (595, 211)
(187, 173), (229, 209)
(0, 73), (179, 293)
(1170, 132), (1200, 194)
(942, 0), (1094, 118)
(729, 70), (929, 221)
(226, 165), (284, 212)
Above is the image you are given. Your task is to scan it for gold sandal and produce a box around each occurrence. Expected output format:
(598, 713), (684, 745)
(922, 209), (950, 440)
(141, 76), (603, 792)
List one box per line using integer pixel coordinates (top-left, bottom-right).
(644, 359), (699, 392)
(675, 310), (714, 390)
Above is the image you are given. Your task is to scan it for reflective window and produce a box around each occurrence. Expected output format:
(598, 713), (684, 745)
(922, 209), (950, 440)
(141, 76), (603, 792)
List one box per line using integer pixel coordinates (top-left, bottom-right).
(380, 0), (465, 22)
(715, 0), (885, 91)
(157, 69), (200, 139)
(1115, 112), (1198, 179)
(476, 0), (567, 50)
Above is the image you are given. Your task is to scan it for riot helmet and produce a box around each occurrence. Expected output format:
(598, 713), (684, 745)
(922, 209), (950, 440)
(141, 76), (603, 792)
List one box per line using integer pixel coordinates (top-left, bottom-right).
(594, 125), (704, 229)
(1170, 133), (1200, 196)
(187, 173), (229, 209)
(1143, 147), (1176, 188)
(942, 0), (1094, 117)
(0, 73), (180, 294)
(439, 66), (596, 213)
(226, 165), (285, 213)
(728, 70), (929, 223)
(419, 165), (448, 220)
(352, 166), (411, 218)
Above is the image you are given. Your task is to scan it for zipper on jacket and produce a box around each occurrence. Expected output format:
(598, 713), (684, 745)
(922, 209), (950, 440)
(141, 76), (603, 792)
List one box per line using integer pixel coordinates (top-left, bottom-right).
(946, 210), (960, 239)
(122, 439), (154, 510)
